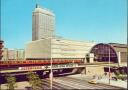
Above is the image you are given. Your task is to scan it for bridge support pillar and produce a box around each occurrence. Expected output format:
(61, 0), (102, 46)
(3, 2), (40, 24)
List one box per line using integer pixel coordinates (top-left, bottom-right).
(117, 52), (121, 65)
(89, 53), (94, 63)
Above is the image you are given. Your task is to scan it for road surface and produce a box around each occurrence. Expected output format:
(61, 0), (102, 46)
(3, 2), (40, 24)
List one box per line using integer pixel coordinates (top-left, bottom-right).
(36, 76), (125, 89)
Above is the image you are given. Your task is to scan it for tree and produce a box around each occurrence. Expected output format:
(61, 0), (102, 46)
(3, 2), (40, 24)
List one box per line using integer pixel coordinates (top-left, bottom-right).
(120, 69), (126, 75)
(5, 74), (17, 90)
(114, 70), (120, 76)
(114, 69), (127, 81)
(27, 71), (43, 90)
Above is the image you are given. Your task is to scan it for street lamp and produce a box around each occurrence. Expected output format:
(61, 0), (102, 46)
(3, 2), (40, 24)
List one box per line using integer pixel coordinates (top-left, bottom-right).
(50, 37), (53, 90)
(42, 37), (53, 90)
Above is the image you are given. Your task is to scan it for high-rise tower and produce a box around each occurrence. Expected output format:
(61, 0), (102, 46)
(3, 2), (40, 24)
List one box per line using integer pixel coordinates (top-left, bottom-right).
(32, 4), (55, 41)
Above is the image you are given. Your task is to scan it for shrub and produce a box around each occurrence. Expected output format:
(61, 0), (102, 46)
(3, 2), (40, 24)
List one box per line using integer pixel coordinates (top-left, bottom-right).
(27, 71), (43, 90)
(5, 74), (17, 90)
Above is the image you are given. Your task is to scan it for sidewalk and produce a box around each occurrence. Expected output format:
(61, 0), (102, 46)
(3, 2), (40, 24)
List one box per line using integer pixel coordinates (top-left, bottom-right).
(68, 74), (93, 81)
(97, 78), (127, 88)
(68, 74), (127, 89)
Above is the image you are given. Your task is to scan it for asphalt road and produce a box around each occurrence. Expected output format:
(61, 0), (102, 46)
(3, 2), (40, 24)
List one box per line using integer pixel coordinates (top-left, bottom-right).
(36, 76), (125, 90)
(39, 79), (74, 89)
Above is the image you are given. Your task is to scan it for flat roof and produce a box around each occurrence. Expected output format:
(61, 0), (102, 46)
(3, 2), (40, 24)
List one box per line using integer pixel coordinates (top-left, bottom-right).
(109, 43), (127, 48)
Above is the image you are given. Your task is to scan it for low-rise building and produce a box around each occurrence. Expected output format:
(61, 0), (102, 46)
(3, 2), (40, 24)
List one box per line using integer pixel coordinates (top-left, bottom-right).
(25, 37), (96, 60)
(109, 43), (127, 63)
(2, 48), (25, 60)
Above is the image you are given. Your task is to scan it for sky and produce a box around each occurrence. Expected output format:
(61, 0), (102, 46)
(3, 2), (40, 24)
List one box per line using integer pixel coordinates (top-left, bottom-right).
(1, 0), (127, 49)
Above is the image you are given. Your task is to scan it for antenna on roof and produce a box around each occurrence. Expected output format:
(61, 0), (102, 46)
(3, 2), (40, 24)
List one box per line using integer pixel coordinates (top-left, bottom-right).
(36, 3), (38, 8)
(35, 0), (39, 8)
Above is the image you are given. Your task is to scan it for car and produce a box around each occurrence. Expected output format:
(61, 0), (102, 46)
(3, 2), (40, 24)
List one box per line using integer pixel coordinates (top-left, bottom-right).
(88, 80), (97, 84)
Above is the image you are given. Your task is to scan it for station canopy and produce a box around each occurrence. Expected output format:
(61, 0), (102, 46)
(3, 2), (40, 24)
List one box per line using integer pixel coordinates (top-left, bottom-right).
(90, 43), (118, 63)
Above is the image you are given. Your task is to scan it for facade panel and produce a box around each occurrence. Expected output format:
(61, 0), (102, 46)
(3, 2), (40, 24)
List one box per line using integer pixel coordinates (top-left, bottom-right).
(109, 43), (127, 63)
(2, 49), (25, 60)
(25, 37), (96, 59)
(25, 39), (51, 59)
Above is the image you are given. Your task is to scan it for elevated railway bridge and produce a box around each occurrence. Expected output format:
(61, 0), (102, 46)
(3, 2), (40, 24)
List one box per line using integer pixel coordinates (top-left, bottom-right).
(0, 58), (120, 84)
(0, 59), (85, 84)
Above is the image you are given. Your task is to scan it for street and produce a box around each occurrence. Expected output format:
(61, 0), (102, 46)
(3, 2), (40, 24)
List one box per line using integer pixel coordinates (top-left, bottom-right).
(1, 74), (126, 90)
(37, 75), (124, 89)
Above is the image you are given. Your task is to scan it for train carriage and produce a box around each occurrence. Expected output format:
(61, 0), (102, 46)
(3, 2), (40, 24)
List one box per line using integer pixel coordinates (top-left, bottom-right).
(0, 59), (83, 70)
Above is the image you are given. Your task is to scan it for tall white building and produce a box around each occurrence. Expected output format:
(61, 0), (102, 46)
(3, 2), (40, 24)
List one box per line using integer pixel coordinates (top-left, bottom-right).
(32, 4), (55, 41)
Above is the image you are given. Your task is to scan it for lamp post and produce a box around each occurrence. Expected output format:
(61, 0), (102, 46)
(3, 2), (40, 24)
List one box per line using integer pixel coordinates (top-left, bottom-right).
(50, 37), (53, 90)
(45, 37), (53, 89)
(42, 37), (53, 89)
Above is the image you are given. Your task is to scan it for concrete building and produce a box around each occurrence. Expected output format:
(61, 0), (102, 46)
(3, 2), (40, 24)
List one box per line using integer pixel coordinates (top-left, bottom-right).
(109, 43), (127, 64)
(89, 43), (127, 65)
(26, 4), (127, 64)
(2, 48), (8, 60)
(25, 37), (96, 60)
(32, 4), (55, 41)
(2, 48), (25, 60)
(26, 4), (96, 61)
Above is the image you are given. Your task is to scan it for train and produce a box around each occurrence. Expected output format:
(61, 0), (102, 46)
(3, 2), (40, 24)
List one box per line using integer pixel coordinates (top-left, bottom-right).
(0, 58), (85, 84)
(0, 59), (83, 70)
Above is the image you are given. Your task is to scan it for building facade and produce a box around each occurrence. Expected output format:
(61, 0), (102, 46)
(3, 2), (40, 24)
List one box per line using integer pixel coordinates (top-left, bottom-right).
(2, 48), (25, 60)
(25, 37), (96, 60)
(26, 4), (127, 65)
(32, 4), (55, 41)
(89, 43), (127, 65)
(109, 43), (127, 63)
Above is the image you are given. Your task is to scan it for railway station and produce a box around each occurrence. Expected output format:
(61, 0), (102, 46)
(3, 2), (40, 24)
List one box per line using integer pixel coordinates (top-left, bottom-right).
(0, 4), (127, 79)
(0, 2), (127, 89)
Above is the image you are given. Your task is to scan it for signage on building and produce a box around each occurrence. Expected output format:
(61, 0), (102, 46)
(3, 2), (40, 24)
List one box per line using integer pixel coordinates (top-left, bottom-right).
(19, 63), (78, 70)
